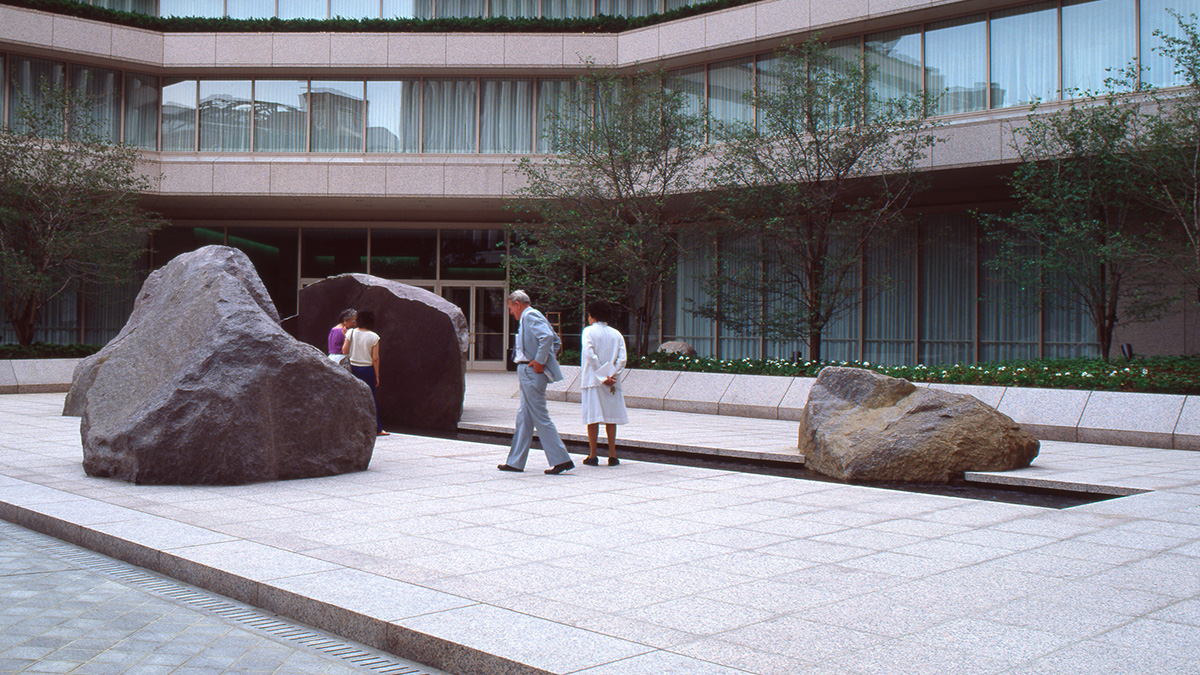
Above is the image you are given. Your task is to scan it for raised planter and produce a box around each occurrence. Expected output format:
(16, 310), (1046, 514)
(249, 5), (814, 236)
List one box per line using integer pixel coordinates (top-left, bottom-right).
(0, 358), (81, 394)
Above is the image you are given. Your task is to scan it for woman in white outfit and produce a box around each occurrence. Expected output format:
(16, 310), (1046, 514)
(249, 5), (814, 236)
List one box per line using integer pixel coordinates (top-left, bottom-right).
(580, 301), (628, 466)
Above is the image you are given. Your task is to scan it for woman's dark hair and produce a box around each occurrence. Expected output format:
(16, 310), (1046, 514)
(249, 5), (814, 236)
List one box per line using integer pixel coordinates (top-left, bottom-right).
(355, 309), (376, 331)
(339, 308), (357, 323)
(587, 300), (614, 324)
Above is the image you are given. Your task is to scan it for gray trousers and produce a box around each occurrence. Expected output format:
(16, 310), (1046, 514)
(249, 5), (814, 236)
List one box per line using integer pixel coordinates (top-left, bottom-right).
(505, 364), (571, 469)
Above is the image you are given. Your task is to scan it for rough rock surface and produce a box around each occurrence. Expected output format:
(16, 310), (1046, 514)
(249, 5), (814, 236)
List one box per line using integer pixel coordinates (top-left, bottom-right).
(297, 274), (468, 432)
(799, 367), (1039, 483)
(67, 246), (376, 485)
(657, 340), (697, 357)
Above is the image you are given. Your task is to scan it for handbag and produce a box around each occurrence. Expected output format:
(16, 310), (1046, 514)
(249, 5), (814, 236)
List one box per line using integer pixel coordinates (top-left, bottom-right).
(339, 329), (355, 372)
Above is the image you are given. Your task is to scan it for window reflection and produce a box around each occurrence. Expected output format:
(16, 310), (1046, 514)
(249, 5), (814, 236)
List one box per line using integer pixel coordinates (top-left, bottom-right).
(441, 230), (506, 280)
(990, 2), (1058, 107)
(371, 229), (437, 279)
(925, 15), (987, 114)
(301, 229), (368, 278)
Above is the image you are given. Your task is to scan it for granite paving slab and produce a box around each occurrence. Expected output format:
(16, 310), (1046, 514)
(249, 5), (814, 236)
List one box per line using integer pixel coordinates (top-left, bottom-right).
(718, 374), (793, 419)
(3, 386), (1200, 675)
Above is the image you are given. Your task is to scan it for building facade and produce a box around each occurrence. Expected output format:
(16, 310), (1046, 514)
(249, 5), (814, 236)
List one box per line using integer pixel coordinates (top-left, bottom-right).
(3, 0), (1199, 365)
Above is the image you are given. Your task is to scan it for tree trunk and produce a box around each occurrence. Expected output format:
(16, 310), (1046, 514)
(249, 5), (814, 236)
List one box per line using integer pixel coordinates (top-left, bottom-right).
(9, 301), (39, 347)
(808, 330), (822, 363)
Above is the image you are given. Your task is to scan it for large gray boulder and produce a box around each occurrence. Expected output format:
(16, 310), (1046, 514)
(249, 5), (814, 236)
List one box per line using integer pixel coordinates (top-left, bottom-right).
(799, 367), (1039, 483)
(297, 274), (468, 432)
(68, 246), (376, 485)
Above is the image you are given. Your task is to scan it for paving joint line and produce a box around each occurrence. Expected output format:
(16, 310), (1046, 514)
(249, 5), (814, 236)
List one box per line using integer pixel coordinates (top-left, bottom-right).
(0, 519), (442, 675)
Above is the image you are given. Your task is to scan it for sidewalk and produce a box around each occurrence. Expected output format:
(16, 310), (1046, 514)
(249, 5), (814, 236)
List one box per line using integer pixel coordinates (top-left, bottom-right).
(1, 376), (1199, 674)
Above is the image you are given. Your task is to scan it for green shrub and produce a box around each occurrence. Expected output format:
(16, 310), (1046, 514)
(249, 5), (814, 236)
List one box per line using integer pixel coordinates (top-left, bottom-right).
(628, 352), (1200, 395)
(0, 343), (102, 359)
(0, 0), (759, 33)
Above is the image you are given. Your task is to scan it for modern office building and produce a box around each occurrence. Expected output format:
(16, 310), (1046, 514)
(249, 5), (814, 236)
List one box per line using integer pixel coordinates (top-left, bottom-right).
(2, 0), (1198, 366)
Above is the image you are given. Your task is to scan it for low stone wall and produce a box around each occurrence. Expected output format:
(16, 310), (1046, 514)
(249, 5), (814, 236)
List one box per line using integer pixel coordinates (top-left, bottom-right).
(0, 359), (80, 394)
(9, 359), (1198, 451)
(551, 367), (1200, 451)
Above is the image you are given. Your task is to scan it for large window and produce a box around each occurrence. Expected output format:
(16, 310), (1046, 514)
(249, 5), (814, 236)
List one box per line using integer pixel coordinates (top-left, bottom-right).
(199, 80), (252, 152)
(866, 26), (922, 102)
(1140, 0), (1200, 87)
(7, 56), (65, 133)
(255, 80), (308, 152)
(70, 65), (121, 142)
(162, 78), (197, 151)
(301, 229), (368, 279)
(279, 0), (328, 19)
(708, 58), (753, 130)
(423, 79), (477, 153)
(925, 15), (987, 115)
(990, 2), (1058, 107)
(480, 79), (535, 153)
(125, 73), (159, 150)
(310, 80), (364, 152)
(1061, 0), (1136, 94)
(366, 80), (420, 152)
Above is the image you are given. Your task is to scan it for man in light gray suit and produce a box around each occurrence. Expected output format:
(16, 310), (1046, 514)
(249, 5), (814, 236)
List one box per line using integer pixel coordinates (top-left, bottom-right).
(498, 290), (575, 475)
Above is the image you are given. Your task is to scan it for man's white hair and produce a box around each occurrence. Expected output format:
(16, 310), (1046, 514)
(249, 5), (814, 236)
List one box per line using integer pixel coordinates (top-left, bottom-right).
(507, 290), (531, 305)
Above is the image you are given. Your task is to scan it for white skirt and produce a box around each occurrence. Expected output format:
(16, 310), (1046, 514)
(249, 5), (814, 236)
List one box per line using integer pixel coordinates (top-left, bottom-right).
(581, 385), (629, 425)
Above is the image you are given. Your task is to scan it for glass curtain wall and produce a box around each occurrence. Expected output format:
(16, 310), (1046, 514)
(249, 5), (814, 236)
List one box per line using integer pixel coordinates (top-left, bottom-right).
(423, 79), (478, 152)
(537, 78), (587, 153)
(1062, 0), (1136, 94)
(480, 79), (535, 153)
(161, 78), (197, 151)
(925, 15), (987, 115)
(161, 0), (224, 17)
(491, 0), (539, 16)
(666, 66), (705, 119)
(676, 236), (716, 356)
(70, 65), (121, 142)
(990, 2), (1058, 107)
(280, 0), (329, 19)
(708, 57), (754, 130)
(198, 80), (252, 151)
(919, 215), (975, 364)
(331, 0), (380, 17)
(124, 73), (159, 150)
(366, 80), (420, 152)
(255, 80), (308, 152)
(437, 0), (486, 17)
(310, 80), (365, 152)
(7, 56), (65, 133)
(227, 0), (275, 19)
(862, 233), (916, 365)
(866, 26), (922, 102)
(1142, 0), (1200, 86)
(545, 0), (592, 18)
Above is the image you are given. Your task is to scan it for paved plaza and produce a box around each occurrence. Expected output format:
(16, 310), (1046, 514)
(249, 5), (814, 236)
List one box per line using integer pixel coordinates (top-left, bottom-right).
(1, 374), (1200, 674)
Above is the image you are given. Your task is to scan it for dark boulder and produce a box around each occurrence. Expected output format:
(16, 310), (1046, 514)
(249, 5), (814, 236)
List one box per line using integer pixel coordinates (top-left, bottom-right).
(297, 274), (468, 432)
(799, 367), (1039, 483)
(69, 246), (376, 485)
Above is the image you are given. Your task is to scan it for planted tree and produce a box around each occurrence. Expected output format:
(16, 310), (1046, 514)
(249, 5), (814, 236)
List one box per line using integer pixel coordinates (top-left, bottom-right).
(986, 81), (1170, 361)
(0, 81), (163, 346)
(699, 38), (939, 362)
(1137, 11), (1200, 303)
(511, 68), (708, 356)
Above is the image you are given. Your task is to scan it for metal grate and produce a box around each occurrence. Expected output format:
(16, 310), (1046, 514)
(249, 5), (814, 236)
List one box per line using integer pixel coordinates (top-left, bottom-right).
(0, 520), (440, 675)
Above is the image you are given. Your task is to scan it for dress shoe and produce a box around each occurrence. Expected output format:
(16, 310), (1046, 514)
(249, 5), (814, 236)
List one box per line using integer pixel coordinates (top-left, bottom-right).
(545, 461), (575, 475)
(608, 457), (620, 466)
(582, 456), (599, 466)
(497, 464), (523, 472)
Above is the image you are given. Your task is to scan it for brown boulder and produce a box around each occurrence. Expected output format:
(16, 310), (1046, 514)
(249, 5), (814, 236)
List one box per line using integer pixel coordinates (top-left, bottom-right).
(71, 246), (376, 485)
(297, 274), (468, 432)
(799, 367), (1039, 483)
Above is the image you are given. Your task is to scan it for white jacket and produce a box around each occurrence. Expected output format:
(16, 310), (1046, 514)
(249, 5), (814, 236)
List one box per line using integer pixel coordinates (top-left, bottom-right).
(580, 322), (627, 389)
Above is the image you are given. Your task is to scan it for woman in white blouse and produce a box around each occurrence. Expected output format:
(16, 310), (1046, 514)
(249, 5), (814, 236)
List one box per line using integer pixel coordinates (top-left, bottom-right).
(580, 301), (628, 466)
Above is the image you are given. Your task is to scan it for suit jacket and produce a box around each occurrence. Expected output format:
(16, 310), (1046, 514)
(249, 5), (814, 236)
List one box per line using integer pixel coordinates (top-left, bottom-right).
(517, 307), (563, 383)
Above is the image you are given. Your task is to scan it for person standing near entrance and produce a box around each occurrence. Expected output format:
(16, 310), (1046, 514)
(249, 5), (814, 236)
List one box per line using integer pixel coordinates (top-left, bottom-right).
(343, 309), (389, 437)
(498, 290), (574, 475)
(580, 300), (628, 466)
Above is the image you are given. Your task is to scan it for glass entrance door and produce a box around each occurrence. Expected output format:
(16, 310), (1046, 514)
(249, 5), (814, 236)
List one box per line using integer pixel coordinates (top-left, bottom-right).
(441, 283), (507, 370)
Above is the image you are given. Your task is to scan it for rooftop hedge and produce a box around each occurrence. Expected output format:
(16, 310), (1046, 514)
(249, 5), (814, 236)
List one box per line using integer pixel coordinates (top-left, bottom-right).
(2, 0), (759, 33)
